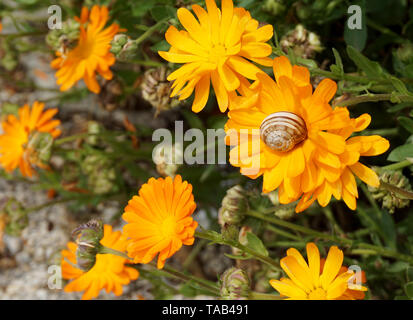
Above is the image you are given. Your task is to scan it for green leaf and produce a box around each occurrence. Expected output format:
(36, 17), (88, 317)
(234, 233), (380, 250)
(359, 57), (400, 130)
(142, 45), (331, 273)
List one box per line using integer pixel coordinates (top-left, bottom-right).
(407, 267), (413, 282)
(346, 45), (384, 78)
(387, 261), (409, 273)
(389, 76), (410, 95)
(398, 116), (413, 134)
(387, 102), (413, 113)
(387, 144), (413, 162)
(330, 48), (344, 76)
(246, 232), (269, 257)
(405, 282), (413, 298)
(344, 1), (367, 51)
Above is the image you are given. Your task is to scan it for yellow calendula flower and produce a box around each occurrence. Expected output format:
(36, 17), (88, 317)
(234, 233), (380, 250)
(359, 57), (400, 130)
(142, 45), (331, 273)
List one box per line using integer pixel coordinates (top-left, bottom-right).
(225, 56), (389, 212)
(296, 111), (390, 212)
(0, 101), (61, 177)
(269, 243), (367, 300)
(51, 5), (121, 94)
(61, 224), (139, 300)
(122, 175), (198, 269)
(158, 0), (274, 113)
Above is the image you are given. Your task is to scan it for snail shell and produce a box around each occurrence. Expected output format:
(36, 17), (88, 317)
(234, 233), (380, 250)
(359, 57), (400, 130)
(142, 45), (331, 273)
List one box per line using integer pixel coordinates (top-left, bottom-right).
(260, 111), (307, 152)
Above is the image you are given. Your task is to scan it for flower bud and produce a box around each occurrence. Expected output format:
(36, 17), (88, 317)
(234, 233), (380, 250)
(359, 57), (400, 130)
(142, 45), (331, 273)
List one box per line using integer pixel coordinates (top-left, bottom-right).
(46, 19), (80, 53)
(81, 155), (117, 195)
(368, 170), (411, 213)
(86, 121), (102, 146)
(218, 185), (248, 227)
(232, 226), (252, 257)
(72, 219), (104, 271)
(262, 0), (286, 16)
(280, 24), (323, 59)
(2, 198), (27, 236)
(110, 35), (138, 62)
(141, 67), (180, 115)
(263, 191), (295, 220)
(25, 132), (54, 168)
(220, 267), (250, 300)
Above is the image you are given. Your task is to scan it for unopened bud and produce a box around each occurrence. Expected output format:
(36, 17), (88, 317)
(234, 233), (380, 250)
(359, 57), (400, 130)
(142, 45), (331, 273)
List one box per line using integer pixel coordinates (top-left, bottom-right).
(2, 198), (28, 236)
(220, 267), (250, 300)
(218, 185), (248, 226)
(72, 219), (104, 271)
(25, 132), (54, 167)
(111, 35), (138, 62)
(46, 19), (80, 53)
(369, 169), (411, 214)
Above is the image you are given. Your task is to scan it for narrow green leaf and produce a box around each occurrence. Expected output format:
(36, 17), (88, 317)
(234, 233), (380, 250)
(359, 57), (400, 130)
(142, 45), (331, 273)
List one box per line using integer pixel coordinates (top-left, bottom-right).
(398, 116), (413, 134)
(405, 282), (413, 298)
(246, 232), (269, 257)
(387, 144), (413, 162)
(346, 45), (383, 78)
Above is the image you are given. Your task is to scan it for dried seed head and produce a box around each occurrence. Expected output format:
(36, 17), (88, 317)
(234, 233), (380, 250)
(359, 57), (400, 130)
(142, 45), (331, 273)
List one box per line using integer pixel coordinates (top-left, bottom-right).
(141, 67), (179, 115)
(280, 24), (323, 59)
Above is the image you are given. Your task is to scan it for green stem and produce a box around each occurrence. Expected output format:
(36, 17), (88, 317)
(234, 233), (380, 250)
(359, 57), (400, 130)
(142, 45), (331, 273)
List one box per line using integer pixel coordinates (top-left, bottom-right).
(134, 19), (169, 46)
(247, 210), (413, 265)
(99, 246), (132, 260)
(23, 198), (75, 214)
(379, 181), (413, 200)
(249, 292), (283, 300)
(152, 262), (220, 296)
(322, 207), (345, 236)
(183, 239), (207, 270)
(195, 231), (281, 271)
(334, 93), (413, 107)
(266, 224), (301, 241)
(381, 160), (413, 171)
(247, 210), (352, 245)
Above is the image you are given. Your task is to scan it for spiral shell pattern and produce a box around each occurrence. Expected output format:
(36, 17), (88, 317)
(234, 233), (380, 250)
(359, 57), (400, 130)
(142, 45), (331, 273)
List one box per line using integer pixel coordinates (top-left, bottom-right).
(260, 112), (307, 152)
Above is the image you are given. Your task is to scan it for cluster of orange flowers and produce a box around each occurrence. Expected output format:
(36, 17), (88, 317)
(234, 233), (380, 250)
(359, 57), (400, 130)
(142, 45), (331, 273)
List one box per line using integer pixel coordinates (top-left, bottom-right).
(0, 0), (388, 300)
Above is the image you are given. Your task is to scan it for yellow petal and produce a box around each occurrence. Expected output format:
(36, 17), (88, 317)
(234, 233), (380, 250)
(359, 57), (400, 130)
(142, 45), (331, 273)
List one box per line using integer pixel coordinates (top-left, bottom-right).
(350, 162), (380, 187)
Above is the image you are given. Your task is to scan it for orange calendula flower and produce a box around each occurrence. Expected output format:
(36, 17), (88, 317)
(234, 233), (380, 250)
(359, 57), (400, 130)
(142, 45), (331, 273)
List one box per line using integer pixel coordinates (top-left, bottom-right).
(51, 5), (121, 94)
(225, 56), (389, 212)
(61, 224), (139, 300)
(269, 243), (367, 300)
(122, 175), (198, 269)
(158, 0), (274, 113)
(0, 101), (61, 177)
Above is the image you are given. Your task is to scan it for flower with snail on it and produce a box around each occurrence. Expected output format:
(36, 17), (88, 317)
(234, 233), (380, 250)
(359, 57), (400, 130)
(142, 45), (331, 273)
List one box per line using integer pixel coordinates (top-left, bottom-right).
(122, 175), (198, 269)
(269, 242), (367, 300)
(225, 55), (389, 212)
(0, 101), (61, 177)
(61, 224), (139, 300)
(51, 5), (122, 94)
(158, 0), (274, 113)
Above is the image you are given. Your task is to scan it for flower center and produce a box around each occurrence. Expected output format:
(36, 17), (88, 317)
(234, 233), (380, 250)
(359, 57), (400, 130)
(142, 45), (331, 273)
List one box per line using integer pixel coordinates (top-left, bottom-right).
(160, 216), (177, 238)
(260, 111), (307, 152)
(308, 287), (327, 300)
(209, 44), (227, 64)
